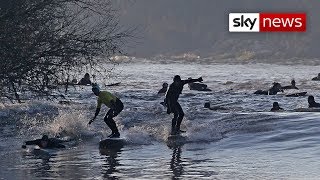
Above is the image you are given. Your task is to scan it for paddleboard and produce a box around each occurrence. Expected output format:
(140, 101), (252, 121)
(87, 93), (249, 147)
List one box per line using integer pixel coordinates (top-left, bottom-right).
(99, 138), (126, 149)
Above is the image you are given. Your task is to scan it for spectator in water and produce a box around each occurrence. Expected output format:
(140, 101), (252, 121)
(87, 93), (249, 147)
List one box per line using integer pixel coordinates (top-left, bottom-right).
(270, 102), (283, 112)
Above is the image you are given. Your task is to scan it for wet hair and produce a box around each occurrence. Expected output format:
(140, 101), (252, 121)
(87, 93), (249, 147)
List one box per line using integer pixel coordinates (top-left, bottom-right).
(173, 75), (181, 82)
(84, 73), (90, 79)
(41, 135), (49, 141)
(204, 102), (210, 108)
(273, 102), (279, 107)
(163, 83), (168, 87)
(291, 79), (295, 85)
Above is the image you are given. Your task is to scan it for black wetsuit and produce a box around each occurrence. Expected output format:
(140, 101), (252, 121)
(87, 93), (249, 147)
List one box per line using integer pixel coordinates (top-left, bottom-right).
(282, 85), (298, 90)
(78, 78), (91, 85)
(189, 83), (211, 91)
(25, 138), (66, 148)
(309, 102), (320, 108)
(254, 84), (282, 95)
(271, 107), (283, 112)
(158, 87), (167, 94)
(166, 78), (200, 134)
(312, 77), (320, 81)
(104, 98), (124, 134)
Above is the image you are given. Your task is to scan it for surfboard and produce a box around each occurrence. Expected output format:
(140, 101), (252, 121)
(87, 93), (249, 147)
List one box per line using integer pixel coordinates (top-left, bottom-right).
(294, 108), (320, 112)
(285, 91), (307, 97)
(167, 134), (187, 147)
(99, 138), (126, 149)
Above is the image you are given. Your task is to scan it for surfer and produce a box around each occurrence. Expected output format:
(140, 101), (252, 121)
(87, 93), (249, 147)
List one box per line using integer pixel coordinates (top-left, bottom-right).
(308, 95), (320, 108)
(254, 82), (283, 95)
(311, 73), (320, 81)
(22, 135), (66, 149)
(78, 73), (92, 85)
(270, 102), (283, 112)
(89, 84), (123, 138)
(166, 75), (203, 135)
(282, 79), (299, 90)
(187, 78), (211, 91)
(158, 83), (168, 94)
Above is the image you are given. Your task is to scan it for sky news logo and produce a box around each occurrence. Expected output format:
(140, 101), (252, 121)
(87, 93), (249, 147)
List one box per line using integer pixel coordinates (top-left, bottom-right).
(229, 13), (306, 32)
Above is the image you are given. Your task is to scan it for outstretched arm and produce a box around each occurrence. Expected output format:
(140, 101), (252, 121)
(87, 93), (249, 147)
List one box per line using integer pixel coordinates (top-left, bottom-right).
(89, 108), (100, 125)
(182, 77), (203, 85)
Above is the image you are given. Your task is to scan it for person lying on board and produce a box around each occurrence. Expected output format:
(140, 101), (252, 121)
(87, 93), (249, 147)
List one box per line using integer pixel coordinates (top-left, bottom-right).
(282, 79), (299, 90)
(187, 78), (211, 91)
(22, 135), (66, 149)
(254, 82), (283, 95)
(308, 95), (320, 108)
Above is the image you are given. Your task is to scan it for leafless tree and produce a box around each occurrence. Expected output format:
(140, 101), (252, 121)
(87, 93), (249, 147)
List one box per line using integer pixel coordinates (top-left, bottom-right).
(0, 0), (134, 102)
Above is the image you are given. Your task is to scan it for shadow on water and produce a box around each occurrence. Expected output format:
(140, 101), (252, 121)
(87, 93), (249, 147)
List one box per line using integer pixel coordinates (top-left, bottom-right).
(99, 145), (123, 180)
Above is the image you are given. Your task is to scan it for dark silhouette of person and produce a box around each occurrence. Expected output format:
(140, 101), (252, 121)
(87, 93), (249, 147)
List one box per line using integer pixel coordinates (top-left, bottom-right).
(311, 73), (320, 81)
(308, 95), (320, 108)
(187, 78), (211, 91)
(22, 135), (66, 149)
(282, 79), (299, 90)
(166, 75), (203, 135)
(271, 102), (283, 112)
(158, 82), (168, 94)
(89, 84), (124, 138)
(71, 78), (78, 84)
(78, 73), (92, 85)
(254, 82), (283, 95)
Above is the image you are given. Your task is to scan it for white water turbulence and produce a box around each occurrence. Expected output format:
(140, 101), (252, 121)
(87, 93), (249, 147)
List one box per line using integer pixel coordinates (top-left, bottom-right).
(1, 60), (320, 179)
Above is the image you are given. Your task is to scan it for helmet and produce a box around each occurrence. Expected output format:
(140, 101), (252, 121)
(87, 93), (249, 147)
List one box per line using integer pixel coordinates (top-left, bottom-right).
(92, 83), (100, 93)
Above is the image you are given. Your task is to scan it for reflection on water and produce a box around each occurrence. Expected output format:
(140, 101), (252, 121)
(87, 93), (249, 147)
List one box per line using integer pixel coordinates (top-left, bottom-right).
(169, 145), (183, 180)
(100, 146), (123, 179)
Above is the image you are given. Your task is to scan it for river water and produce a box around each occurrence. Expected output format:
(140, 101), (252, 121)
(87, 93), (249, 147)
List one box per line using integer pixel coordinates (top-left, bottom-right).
(1, 61), (320, 179)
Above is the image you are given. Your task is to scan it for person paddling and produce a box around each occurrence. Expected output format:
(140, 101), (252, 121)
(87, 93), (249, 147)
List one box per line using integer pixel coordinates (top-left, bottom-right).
(22, 135), (66, 149)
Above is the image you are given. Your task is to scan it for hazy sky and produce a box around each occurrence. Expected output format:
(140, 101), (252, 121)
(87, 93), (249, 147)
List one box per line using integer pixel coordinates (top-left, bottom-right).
(115, 0), (320, 58)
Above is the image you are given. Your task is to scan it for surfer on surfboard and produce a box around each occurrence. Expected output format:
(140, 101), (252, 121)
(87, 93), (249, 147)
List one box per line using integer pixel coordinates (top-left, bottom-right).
(88, 83), (124, 138)
(22, 135), (66, 149)
(166, 75), (203, 135)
